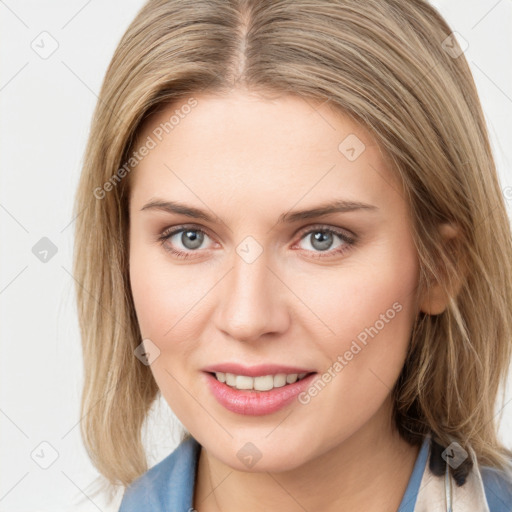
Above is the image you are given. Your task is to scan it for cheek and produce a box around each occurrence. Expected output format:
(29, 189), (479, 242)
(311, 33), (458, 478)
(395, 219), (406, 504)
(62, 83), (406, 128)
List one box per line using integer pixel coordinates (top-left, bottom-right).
(128, 241), (218, 410)
(129, 246), (203, 410)
(129, 239), (206, 339)
(297, 247), (419, 381)
(290, 256), (418, 443)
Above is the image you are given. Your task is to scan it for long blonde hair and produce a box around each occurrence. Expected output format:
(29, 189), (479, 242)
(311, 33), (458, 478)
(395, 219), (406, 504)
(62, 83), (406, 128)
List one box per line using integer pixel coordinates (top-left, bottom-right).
(73, 0), (512, 496)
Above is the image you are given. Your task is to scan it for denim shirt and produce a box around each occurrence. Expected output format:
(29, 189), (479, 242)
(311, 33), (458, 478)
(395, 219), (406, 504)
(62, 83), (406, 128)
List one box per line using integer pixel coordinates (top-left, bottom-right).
(118, 435), (512, 511)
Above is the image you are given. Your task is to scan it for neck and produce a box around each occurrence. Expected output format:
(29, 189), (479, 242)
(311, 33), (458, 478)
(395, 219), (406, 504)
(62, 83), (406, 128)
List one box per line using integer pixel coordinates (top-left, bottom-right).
(193, 398), (420, 512)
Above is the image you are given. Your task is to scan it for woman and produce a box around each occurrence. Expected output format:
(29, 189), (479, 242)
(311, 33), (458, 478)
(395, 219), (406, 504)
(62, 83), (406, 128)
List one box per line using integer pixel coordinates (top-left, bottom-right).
(73, 0), (512, 510)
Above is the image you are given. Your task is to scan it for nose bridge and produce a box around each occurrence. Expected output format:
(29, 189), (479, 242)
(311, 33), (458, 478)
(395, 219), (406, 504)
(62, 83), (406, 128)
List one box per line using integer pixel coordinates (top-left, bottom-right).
(215, 237), (287, 342)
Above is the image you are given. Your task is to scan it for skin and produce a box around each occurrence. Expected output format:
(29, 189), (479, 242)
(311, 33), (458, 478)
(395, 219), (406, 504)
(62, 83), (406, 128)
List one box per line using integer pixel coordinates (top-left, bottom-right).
(128, 88), (454, 511)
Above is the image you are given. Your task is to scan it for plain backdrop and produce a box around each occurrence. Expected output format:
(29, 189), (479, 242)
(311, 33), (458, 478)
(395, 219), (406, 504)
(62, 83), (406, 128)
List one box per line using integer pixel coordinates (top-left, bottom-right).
(1, 1), (511, 510)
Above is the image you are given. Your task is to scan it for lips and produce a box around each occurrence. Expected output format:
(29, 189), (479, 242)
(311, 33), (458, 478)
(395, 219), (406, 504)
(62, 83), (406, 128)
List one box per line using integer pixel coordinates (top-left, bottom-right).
(204, 371), (318, 415)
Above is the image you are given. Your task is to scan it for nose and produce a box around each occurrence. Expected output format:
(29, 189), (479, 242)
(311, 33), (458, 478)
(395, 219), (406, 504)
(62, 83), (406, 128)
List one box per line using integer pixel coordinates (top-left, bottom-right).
(214, 245), (290, 343)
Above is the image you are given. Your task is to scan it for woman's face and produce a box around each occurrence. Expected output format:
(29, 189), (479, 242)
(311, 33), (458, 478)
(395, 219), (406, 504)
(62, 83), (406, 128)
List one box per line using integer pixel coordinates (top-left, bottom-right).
(129, 89), (422, 471)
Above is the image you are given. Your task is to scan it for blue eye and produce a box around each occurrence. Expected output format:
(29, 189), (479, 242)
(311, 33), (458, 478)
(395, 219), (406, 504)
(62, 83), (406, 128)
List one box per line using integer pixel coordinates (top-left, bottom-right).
(295, 226), (356, 258)
(157, 227), (213, 259)
(157, 224), (356, 260)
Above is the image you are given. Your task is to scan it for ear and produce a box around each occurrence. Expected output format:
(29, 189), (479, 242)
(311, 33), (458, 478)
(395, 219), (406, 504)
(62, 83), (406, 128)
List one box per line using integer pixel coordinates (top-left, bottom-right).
(419, 223), (464, 316)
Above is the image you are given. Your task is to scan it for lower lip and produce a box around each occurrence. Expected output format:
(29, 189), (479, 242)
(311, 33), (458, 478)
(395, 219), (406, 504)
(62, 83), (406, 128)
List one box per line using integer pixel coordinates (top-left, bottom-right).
(204, 371), (318, 416)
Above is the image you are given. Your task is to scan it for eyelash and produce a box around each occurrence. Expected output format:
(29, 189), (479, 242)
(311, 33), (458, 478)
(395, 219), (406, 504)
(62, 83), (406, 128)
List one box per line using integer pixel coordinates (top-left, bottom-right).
(156, 224), (357, 260)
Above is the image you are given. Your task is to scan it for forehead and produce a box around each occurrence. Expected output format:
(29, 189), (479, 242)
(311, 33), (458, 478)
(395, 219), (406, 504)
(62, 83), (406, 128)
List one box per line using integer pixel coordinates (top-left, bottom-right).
(134, 89), (378, 157)
(128, 90), (402, 216)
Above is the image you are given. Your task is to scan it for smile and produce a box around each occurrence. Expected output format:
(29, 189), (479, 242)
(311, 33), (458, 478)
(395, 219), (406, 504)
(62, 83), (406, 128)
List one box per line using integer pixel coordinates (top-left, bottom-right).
(212, 372), (311, 391)
(204, 371), (318, 415)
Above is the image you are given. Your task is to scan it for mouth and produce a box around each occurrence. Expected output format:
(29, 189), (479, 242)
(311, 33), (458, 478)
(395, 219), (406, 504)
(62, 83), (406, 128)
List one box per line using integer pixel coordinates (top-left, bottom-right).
(203, 370), (318, 415)
(201, 362), (319, 414)
(206, 371), (317, 392)
(203, 372), (318, 416)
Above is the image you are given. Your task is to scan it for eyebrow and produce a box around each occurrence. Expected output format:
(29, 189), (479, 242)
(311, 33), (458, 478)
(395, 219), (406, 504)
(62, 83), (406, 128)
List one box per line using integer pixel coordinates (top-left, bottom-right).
(140, 198), (378, 224)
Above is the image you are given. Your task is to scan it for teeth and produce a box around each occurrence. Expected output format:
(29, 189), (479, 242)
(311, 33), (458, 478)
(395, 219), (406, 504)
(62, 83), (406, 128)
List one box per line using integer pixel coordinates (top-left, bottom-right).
(286, 373), (298, 384)
(214, 372), (309, 391)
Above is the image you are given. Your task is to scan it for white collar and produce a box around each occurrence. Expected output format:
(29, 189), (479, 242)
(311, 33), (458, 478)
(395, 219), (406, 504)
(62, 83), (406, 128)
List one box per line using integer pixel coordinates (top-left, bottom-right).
(414, 437), (490, 511)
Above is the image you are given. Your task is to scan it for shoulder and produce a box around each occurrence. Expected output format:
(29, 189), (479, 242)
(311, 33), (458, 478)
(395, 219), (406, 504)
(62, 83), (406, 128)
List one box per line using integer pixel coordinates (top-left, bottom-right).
(118, 434), (201, 512)
(480, 463), (512, 512)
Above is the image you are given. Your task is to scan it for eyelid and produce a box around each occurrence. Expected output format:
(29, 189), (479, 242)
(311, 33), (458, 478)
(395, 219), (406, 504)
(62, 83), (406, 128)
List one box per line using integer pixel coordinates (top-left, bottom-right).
(159, 223), (212, 240)
(294, 223), (356, 242)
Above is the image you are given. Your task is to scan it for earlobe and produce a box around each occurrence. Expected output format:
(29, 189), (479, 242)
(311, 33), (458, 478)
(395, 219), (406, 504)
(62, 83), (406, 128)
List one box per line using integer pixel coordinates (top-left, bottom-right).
(419, 223), (464, 316)
(419, 286), (451, 316)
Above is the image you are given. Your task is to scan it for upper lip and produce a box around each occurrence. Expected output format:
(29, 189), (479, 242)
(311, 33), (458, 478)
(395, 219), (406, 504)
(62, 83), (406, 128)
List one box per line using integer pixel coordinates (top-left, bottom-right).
(202, 363), (316, 377)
